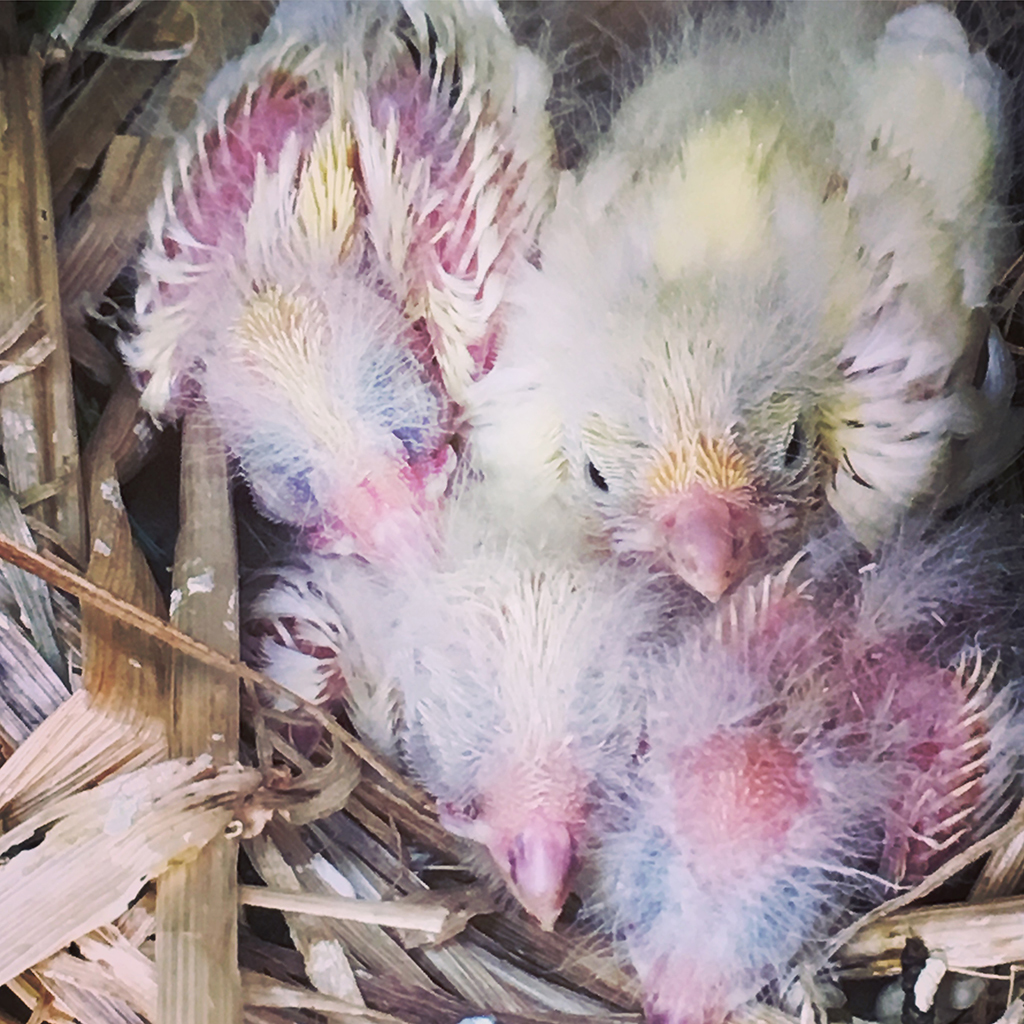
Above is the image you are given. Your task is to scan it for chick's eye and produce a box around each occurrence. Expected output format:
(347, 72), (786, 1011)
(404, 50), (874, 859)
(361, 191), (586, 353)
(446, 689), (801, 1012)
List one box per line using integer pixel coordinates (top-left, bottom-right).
(783, 421), (806, 469)
(587, 460), (609, 492)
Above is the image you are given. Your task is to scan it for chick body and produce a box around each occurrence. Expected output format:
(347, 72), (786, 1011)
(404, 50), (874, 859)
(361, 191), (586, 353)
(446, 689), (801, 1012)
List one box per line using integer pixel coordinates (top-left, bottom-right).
(474, 2), (1019, 600)
(600, 513), (1024, 1024)
(394, 519), (653, 929)
(246, 476), (659, 930)
(125, 0), (554, 564)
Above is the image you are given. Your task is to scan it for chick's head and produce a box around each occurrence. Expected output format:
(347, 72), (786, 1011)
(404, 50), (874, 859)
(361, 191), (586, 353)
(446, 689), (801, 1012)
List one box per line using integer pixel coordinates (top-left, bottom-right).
(398, 547), (649, 930)
(578, 328), (828, 603)
(207, 269), (455, 565)
(440, 747), (587, 932)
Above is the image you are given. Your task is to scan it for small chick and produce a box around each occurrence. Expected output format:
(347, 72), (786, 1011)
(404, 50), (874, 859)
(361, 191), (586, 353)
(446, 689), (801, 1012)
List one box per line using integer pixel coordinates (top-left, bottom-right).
(124, 0), (554, 564)
(477, 2), (1018, 599)
(600, 579), (888, 1024)
(391, 494), (658, 930)
(245, 474), (659, 930)
(599, 513), (1023, 1024)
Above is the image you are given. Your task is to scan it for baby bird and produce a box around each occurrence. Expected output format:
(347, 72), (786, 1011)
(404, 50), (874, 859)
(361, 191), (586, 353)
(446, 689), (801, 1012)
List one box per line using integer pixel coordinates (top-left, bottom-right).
(475, 2), (1019, 600)
(246, 480), (658, 930)
(394, 517), (654, 930)
(599, 513), (1024, 1024)
(124, 0), (554, 564)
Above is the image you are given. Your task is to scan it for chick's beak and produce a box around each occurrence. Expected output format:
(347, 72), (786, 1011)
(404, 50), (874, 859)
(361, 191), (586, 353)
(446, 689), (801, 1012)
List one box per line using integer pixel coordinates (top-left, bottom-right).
(316, 460), (438, 564)
(503, 818), (577, 931)
(653, 484), (763, 602)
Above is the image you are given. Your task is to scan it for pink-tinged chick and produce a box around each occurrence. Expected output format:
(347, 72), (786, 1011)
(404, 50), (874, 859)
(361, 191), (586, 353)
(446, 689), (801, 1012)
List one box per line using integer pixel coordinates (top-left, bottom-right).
(598, 513), (1024, 1024)
(391, 514), (657, 930)
(202, 269), (456, 565)
(123, 0), (554, 564)
(815, 514), (1024, 884)
(598, 605), (889, 1024)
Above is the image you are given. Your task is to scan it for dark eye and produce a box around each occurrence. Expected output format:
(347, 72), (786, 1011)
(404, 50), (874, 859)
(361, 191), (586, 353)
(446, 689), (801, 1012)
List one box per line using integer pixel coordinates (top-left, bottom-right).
(783, 421), (806, 469)
(587, 460), (609, 492)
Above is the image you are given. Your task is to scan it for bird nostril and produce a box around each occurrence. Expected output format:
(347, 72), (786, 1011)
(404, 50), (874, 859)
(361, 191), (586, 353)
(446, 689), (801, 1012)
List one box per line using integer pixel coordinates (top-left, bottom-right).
(506, 833), (530, 887)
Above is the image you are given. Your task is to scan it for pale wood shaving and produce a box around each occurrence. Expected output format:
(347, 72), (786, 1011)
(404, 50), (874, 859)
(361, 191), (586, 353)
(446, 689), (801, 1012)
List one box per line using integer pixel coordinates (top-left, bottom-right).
(0, 335), (57, 386)
(0, 755), (260, 987)
(996, 999), (1024, 1024)
(80, 388), (169, 721)
(0, 610), (68, 750)
(0, 301), (43, 358)
(0, 479), (64, 677)
(249, 821), (442, 992)
(0, 56), (87, 565)
(5, 974), (75, 1024)
(240, 884), (473, 934)
(0, 688), (165, 828)
(156, 404), (242, 1024)
(242, 970), (411, 1023)
(837, 895), (1024, 977)
(16, 470), (77, 511)
(48, 0), (100, 51)
(243, 830), (365, 1005)
(34, 940), (150, 1024)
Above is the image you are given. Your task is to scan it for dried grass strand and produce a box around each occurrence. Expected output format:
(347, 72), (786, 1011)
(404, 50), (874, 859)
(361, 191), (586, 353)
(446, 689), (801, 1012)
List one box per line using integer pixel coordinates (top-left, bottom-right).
(0, 531), (427, 805)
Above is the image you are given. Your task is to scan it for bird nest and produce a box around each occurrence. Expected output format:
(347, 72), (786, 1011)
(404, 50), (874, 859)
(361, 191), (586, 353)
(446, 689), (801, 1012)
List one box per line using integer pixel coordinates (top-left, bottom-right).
(2, 2), (1024, 1024)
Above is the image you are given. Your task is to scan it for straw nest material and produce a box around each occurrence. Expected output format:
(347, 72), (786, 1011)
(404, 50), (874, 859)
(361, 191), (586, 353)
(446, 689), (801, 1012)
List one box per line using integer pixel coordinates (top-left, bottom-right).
(1, 3), (1024, 1023)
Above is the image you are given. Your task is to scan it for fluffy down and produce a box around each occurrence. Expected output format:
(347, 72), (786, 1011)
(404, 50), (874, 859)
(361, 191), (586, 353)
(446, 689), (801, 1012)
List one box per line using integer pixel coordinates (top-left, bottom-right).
(599, 512), (1024, 1024)
(472, 2), (1019, 600)
(388, 492), (661, 930)
(244, 474), (657, 929)
(123, 0), (555, 564)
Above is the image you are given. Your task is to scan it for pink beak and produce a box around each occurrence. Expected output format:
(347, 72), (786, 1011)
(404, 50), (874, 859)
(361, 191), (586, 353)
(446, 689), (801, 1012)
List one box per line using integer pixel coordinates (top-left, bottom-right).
(504, 818), (577, 931)
(653, 484), (763, 602)
(316, 472), (437, 565)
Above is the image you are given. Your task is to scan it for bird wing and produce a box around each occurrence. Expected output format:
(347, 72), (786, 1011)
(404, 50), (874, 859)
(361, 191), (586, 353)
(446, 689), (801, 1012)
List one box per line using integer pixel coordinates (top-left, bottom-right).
(354, 0), (557, 405)
(245, 552), (406, 758)
(822, 4), (1018, 547)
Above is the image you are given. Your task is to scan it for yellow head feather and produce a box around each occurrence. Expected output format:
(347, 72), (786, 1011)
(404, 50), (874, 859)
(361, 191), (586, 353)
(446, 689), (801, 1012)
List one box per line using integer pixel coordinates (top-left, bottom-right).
(653, 112), (780, 280)
(232, 285), (352, 451)
(647, 435), (753, 498)
(295, 76), (358, 261)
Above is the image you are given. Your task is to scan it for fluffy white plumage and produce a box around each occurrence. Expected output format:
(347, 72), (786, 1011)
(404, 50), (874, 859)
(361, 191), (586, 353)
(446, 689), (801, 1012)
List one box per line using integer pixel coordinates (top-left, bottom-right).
(394, 515), (654, 930)
(246, 479), (660, 930)
(470, 2), (1021, 601)
(597, 510), (1024, 1024)
(124, 0), (555, 564)
(245, 551), (405, 759)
